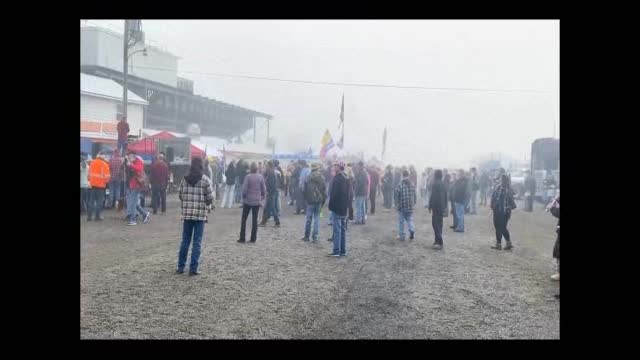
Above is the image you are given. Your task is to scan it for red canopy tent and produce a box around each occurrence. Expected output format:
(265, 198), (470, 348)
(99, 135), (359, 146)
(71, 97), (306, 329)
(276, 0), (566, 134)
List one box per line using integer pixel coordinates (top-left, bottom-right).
(127, 131), (206, 158)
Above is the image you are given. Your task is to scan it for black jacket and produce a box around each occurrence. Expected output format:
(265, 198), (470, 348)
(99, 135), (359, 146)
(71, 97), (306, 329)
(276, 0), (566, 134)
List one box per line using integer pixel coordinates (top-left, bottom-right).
(329, 172), (350, 217)
(225, 164), (236, 185)
(265, 168), (277, 193)
(382, 171), (393, 190)
(452, 177), (469, 203)
(354, 169), (368, 196)
(429, 179), (448, 214)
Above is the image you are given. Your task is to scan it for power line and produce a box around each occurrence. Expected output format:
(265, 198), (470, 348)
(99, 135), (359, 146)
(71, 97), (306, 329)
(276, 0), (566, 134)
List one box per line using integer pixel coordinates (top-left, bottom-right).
(126, 64), (558, 94)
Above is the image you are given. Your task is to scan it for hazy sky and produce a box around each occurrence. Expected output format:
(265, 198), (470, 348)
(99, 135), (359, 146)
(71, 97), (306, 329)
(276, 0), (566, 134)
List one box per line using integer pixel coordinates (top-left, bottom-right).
(84, 20), (559, 169)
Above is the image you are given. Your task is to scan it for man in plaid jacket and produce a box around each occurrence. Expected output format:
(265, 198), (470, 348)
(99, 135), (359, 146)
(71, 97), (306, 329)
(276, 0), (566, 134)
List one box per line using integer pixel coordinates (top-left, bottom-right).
(394, 170), (417, 241)
(176, 157), (214, 276)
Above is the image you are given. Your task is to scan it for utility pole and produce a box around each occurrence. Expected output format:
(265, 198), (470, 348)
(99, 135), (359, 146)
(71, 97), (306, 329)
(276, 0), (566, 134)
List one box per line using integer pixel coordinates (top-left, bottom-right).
(122, 20), (129, 126)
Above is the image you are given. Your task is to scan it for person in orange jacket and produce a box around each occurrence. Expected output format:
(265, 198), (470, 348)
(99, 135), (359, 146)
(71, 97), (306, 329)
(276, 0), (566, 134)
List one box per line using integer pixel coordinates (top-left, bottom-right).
(87, 151), (111, 221)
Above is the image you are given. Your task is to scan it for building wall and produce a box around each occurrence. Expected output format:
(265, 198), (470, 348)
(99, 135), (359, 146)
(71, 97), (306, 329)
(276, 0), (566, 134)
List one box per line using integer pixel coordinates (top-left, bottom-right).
(81, 26), (179, 88)
(81, 94), (144, 138)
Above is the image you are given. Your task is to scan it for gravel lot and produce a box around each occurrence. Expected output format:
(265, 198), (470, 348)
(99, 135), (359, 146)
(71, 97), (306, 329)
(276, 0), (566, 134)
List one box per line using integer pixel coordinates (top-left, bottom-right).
(81, 194), (559, 339)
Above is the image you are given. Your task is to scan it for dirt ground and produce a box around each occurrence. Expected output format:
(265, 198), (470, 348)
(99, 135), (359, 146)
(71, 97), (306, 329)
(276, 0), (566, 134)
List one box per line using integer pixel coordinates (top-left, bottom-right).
(80, 193), (560, 339)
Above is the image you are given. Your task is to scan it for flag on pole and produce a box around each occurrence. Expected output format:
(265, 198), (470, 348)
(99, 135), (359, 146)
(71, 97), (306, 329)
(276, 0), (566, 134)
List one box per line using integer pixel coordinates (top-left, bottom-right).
(381, 126), (387, 161)
(320, 129), (335, 159)
(337, 94), (344, 149)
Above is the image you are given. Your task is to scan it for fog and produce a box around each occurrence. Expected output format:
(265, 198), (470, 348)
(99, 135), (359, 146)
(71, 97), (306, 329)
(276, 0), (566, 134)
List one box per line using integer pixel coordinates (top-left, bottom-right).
(85, 20), (559, 169)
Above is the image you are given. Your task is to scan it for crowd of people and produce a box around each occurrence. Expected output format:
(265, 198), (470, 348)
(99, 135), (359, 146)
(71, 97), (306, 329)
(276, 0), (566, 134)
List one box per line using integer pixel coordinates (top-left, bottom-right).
(82, 153), (559, 298)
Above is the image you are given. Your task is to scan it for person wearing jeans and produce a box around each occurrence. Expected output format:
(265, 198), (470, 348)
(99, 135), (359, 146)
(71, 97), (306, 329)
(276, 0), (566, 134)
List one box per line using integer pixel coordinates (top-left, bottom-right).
(260, 161), (281, 227)
(353, 162), (368, 224)
(454, 202), (466, 232)
(150, 154), (170, 214)
(87, 152), (111, 221)
(222, 161), (237, 208)
(177, 157), (214, 275)
(125, 152), (150, 226)
(452, 170), (469, 233)
(328, 161), (349, 257)
(398, 211), (415, 240)
(394, 170), (417, 240)
(302, 163), (327, 242)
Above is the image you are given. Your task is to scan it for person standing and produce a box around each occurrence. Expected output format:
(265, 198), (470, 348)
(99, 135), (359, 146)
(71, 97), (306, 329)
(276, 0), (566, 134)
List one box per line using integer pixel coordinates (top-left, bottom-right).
(274, 160), (284, 218)
(490, 174), (517, 250)
(176, 157), (214, 275)
(296, 160), (311, 215)
(428, 170), (448, 249)
(222, 160), (236, 208)
(382, 165), (393, 210)
(289, 162), (300, 206)
(479, 170), (491, 206)
(368, 166), (380, 215)
(354, 162), (368, 224)
(117, 117), (129, 154)
(469, 167), (479, 215)
(301, 163), (327, 242)
(259, 161), (281, 227)
(452, 170), (469, 233)
(125, 151), (151, 226)
(107, 150), (124, 209)
(392, 167), (402, 208)
(344, 164), (355, 227)
(394, 170), (417, 241)
(328, 161), (349, 257)
(234, 159), (246, 205)
(419, 170), (428, 208)
(150, 153), (170, 215)
(524, 170), (536, 212)
(409, 165), (418, 188)
(81, 154), (90, 214)
(87, 151), (111, 221)
(239, 162), (266, 243)
(448, 173), (457, 227)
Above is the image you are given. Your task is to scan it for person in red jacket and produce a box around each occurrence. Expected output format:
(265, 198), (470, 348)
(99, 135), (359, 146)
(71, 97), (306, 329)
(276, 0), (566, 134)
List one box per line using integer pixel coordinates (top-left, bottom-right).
(150, 153), (170, 214)
(117, 117), (129, 154)
(125, 151), (150, 226)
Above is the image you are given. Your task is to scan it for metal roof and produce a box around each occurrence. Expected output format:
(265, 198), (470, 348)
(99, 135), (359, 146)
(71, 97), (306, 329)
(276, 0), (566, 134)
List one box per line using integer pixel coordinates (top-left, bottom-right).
(81, 73), (148, 105)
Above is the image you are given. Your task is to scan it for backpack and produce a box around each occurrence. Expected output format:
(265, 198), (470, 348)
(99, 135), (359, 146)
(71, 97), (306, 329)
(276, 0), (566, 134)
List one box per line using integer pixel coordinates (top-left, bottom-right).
(305, 177), (324, 204)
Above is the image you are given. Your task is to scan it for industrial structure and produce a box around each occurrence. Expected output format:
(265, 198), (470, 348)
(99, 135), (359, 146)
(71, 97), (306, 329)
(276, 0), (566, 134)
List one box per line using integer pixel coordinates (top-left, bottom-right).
(80, 24), (273, 141)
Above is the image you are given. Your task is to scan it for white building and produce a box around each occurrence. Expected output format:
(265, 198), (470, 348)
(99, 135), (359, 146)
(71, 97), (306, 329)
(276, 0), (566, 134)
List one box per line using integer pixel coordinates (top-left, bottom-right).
(81, 73), (148, 143)
(80, 26), (180, 88)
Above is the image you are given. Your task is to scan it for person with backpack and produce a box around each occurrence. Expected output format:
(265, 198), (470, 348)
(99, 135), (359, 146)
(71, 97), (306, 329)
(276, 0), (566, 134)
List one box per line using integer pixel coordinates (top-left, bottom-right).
(176, 157), (214, 275)
(301, 163), (327, 242)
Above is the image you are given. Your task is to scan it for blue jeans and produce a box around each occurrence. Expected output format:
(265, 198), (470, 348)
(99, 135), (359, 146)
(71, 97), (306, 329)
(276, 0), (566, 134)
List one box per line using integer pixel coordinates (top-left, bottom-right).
(87, 188), (105, 219)
(355, 196), (367, 222)
(108, 180), (122, 207)
(127, 189), (147, 222)
(398, 211), (415, 239)
(177, 220), (205, 273)
(117, 139), (127, 154)
(262, 191), (280, 224)
(305, 204), (321, 239)
(454, 202), (465, 232)
(332, 214), (347, 255)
